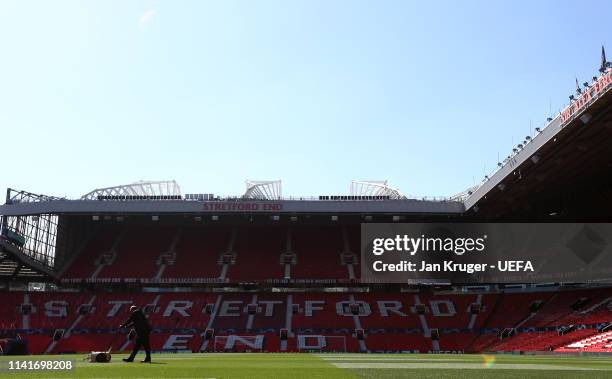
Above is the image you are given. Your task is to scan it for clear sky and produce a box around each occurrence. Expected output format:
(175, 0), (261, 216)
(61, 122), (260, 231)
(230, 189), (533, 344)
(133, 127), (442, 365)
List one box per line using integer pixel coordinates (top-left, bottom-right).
(0, 0), (609, 199)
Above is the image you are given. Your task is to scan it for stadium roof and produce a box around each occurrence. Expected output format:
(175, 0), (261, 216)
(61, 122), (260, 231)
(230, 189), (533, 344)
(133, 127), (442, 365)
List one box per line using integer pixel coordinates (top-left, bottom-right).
(466, 67), (612, 218)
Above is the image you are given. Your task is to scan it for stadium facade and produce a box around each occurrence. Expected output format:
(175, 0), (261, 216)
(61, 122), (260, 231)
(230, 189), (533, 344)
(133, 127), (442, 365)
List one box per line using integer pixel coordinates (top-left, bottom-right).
(0, 61), (611, 355)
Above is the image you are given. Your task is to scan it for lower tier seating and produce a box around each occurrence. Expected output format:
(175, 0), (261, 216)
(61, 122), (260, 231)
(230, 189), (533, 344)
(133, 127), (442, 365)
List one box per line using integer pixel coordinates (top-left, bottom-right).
(2, 288), (611, 353)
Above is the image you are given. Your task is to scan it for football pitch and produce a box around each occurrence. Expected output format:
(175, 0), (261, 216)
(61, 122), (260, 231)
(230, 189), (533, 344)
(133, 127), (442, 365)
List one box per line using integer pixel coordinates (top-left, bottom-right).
(1, 353), (612, 378)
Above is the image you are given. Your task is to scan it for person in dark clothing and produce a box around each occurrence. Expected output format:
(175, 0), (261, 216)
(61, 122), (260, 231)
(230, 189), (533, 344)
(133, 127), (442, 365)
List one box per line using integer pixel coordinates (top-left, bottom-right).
(120, 305), (152, 363)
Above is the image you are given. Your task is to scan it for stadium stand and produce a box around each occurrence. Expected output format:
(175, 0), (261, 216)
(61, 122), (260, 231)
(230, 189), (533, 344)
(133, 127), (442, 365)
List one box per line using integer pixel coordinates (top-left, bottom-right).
(291, 227), (348, 280)
(3, 287), (611, 354)
(96, 227), (175, 280)
(226, 227), (286, 281)
(162, 227), (231, 280)
(361, 332), (431, 352)
(557, 330), (612, 352)
(59, 225), (359, 283)
(2, 64), (612, 354)
(6, 208), (612, 354)
(61, 228), (121, 279)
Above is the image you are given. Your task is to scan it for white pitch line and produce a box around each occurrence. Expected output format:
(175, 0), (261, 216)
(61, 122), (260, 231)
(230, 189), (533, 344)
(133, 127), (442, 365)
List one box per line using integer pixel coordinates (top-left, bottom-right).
(332, 362), (605, 370)
(322, 358), (481, 362)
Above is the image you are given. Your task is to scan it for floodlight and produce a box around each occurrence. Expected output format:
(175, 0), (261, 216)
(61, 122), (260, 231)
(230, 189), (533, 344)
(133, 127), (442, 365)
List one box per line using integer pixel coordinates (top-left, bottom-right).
(580, 113), (592, 124)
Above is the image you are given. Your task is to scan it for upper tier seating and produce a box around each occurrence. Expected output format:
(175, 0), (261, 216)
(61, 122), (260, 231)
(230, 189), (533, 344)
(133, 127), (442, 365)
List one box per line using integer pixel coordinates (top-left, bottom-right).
(291, 227), (347, 280)
(61, 225), (356, 282)
(97, 227), (175, 279)
(62, 228), (120, 279)
(162, 227), (231, 279)
(226, 227), (286, 281)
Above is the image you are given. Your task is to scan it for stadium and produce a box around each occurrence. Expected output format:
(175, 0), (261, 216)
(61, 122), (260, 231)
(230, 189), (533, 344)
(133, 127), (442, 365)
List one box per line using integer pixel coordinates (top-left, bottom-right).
(0, 54), (611, 378)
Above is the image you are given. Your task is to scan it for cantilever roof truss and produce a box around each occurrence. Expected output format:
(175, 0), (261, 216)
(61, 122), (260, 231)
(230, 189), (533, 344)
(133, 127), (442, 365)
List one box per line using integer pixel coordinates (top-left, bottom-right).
(243, 180), (282, 200)
(81, 180), (182, 200)
(350, 180), (405, 200)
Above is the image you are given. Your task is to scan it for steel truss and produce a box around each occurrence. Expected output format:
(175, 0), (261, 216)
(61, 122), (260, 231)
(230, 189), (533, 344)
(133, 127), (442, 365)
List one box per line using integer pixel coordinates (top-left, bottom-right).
(5, 188), (63, 204)
(243, 180), (282, 200)
(1, 189), (59, 276)
(350, 180), (405, 200)
(81, 180), (182, 200)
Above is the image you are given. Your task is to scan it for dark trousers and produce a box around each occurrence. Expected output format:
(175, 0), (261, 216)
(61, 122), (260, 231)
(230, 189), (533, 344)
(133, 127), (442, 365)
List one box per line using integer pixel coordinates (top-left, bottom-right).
(128, 332), (151, 361)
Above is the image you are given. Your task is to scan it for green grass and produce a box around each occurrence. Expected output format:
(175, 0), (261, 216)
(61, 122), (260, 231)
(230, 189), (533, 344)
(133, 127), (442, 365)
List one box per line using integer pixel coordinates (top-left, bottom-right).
(1, 353), (612, 378)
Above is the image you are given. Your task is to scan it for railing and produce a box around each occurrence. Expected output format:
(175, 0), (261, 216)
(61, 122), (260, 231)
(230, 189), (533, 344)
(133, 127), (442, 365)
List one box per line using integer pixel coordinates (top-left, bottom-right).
(184, 195), (458, 202)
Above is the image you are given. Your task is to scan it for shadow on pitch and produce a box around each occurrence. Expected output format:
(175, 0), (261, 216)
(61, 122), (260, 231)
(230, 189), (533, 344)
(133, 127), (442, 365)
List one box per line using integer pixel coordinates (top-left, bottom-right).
(121, 361), (167, 365)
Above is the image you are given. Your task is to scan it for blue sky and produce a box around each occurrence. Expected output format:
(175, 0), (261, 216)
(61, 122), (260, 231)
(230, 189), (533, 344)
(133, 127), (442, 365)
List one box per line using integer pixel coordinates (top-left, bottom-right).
(0, 0), (609, 199)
